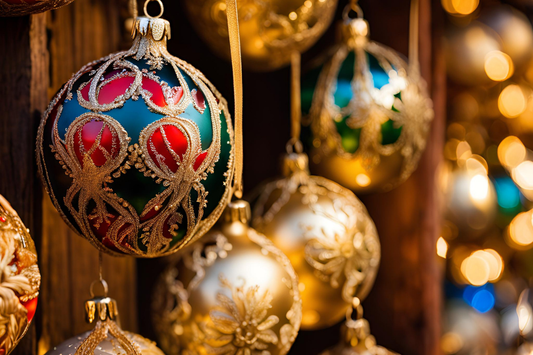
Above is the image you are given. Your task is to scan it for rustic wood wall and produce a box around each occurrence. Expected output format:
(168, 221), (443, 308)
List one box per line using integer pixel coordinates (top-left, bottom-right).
(0, 1), (136, 354)
(0, 0), (445, 354)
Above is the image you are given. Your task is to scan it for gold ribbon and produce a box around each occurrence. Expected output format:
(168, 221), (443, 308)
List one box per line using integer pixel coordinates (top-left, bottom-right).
(409, 0), (420, 73)
(289, 51), (303, 153)
(130, 0), (138, 19)
(225, 0), (244, 198)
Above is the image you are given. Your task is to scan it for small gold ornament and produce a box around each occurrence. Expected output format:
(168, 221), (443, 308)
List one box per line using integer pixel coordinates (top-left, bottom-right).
(183, 0), (338, 71)
(250, 153), (380, 330)
(320, 299), (398, 355)
(152, 200), (302, 355)
(0, 195), (41, 355)
(45, 279), (164, 355)
(307, 2), (434, 193)
(0, 0), (74, 17)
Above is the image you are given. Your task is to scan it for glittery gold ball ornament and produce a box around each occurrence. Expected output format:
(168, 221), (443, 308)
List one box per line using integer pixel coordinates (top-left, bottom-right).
(0, 0), (75, 17)
(250, 153), (380, 330)
(46, 331), (164, 355)
(307, 15), (434, 193)
(152, 200), (302, 355)
(46, 280), (164, 355)
(0, 195), (41, 355)
(37, 7), (234, 257)
(183, 0), (338, 71)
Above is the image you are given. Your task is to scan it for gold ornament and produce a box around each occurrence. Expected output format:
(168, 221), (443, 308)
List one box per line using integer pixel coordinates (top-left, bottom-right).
(0, 195), (41, 355)
(183, 0), (338, 71)
(250, 153), (380, 330)
(0, 0), (74, 17)
(320, 299), (398, 355)
(442, 163), (497, 239)
(46, 279), (164, 355)
(307, 3), (434, 193)
(152, 200), (302, 355)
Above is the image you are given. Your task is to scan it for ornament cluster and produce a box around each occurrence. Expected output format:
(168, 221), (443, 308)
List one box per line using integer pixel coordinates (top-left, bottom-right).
(0, 0), (436, 353)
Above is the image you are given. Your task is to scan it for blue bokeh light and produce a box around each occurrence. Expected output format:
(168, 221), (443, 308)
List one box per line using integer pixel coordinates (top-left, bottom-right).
(494, 176), (521, 210)
(463, 284), (495, 313)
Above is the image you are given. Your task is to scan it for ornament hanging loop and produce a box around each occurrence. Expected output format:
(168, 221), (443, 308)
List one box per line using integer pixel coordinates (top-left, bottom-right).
(346, 297), (364, 321)
(90, 279), (109, 298)
(343, 0), (364, 20)
(286, 138), (303, 155)
(144, 0), (164, 19)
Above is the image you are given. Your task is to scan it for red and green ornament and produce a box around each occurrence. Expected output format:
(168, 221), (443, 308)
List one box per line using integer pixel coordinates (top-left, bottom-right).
(37, 13), (234, 257)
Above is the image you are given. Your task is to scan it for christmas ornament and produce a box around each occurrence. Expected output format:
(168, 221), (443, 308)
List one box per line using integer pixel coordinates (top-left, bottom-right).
(307, 0), (434, 193)
(152, 200), (302, 355)
(183, 0), (338, 71)
(320, 299), (398, 355)
(0, 195), (41, 355)
(45, 279), (164, 355)
(442, 162), (497, 239)
(0, 0), (74, 17)
(37, 0), (235, 257)
(250, 152), (380, 330)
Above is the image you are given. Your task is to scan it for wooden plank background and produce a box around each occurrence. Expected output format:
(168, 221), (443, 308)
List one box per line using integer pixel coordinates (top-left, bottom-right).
(0, 0), (445, 354)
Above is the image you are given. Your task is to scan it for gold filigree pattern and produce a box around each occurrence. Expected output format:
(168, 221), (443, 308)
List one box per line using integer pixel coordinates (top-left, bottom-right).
(36, 16), (235, 257)
(252, 155), (380, 306)
(0, 195), (41, 355)
(152, 227), (301, 355)
(304, 196), (380, 303)
(206, 275), (280, 355)
(308, 17), (434, 191)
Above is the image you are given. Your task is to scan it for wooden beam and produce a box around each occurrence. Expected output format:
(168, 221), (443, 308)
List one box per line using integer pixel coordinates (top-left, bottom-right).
(361, 1), (446, 355)
(39, 0), (137, 352)
(0, 12), (48, 355)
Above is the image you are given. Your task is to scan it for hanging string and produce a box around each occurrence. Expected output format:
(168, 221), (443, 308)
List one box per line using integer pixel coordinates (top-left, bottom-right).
(288, 51), (303, 153)
(225, 0), (244, 198)
(409, 0), (420, 72)
(130, 0), (138, 19)
(98, 251), (103, 282)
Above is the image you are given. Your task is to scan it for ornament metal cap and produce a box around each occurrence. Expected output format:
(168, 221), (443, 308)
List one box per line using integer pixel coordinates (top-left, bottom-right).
(342, 18), (370, 48)
(282, 153), (310, 176)
(85, 279), (119, 324)
(223, 200), (251, 225)
(132, 16), (171, 41)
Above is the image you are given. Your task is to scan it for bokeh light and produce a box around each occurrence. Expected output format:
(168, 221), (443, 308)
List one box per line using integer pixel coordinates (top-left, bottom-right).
(485, 50), (514, 81)
(498, 136), (527, 169)
(513, 161), (533, 190)
(470, 174), (489, 200)
(462, 253), (490, 286)
(464, 285), (496, 313)
(494, 177), (521, 211)
(499, 85), (528, 118)
(437, 237), (449, 258)
(508, 210), (533, 248)
(442, 0), (479, 16)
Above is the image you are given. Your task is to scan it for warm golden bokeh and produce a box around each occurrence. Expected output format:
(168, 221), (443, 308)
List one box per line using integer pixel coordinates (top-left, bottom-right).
(499, 85), (528, 118)
(437, 237), (449, 259)
(509, 210), (533, 248)
(498, 136), (527, 169)
(484, 50), (514, 81)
